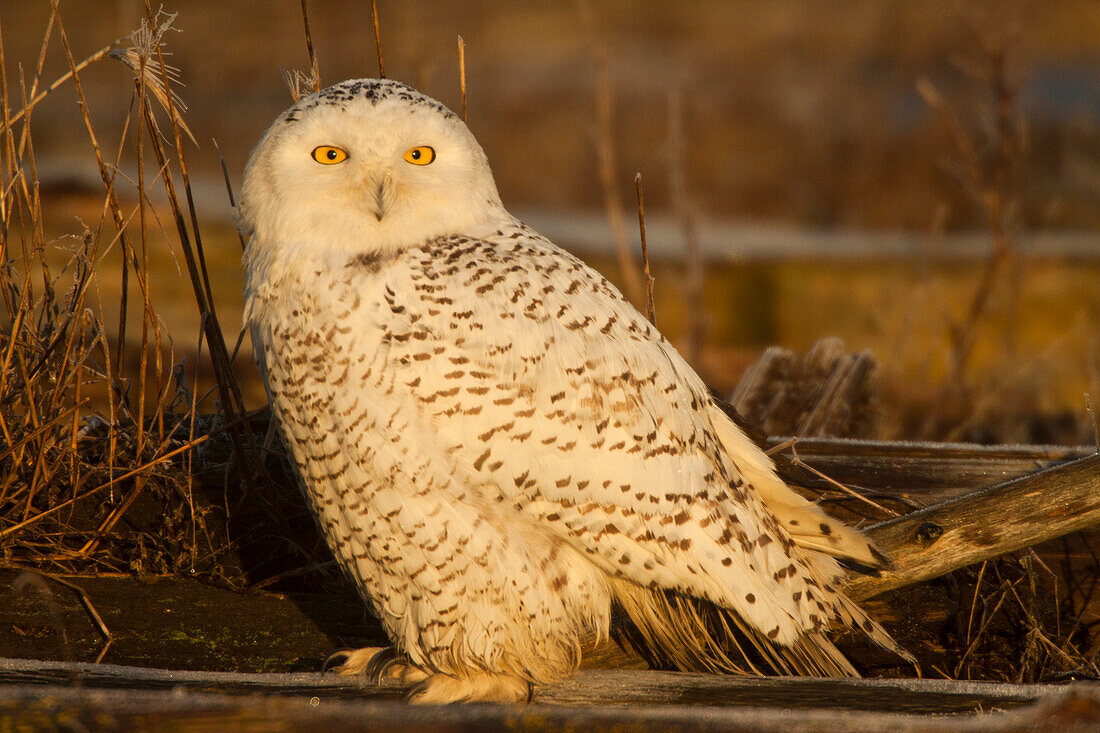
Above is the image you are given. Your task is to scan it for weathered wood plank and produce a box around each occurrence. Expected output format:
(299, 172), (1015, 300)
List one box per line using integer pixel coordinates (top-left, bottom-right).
(849, 453), (1100, 601)
(728, 339), (879, 440)
(1, 660), (1099, 732)
(0, 656), (1075, 709)
(770, 437), (1093, 499)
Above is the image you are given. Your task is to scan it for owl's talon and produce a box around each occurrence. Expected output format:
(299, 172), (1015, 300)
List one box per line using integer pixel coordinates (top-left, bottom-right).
(321, 647), (354, 673)
(323, 646), (391, 679)
(324, 645), (429, 686)
(363, 646), (399, 682)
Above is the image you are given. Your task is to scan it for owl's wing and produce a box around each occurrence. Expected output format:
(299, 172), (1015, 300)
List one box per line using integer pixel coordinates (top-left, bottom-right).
(375, 226), (900, 660)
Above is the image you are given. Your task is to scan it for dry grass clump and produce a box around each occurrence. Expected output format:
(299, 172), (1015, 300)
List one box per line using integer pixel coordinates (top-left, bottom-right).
(930, 549), (1100, 683)
(0, 5), (269, 583)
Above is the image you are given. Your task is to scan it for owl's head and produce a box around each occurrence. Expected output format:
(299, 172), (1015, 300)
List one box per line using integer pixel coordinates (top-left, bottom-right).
(238, 79), (506, 266)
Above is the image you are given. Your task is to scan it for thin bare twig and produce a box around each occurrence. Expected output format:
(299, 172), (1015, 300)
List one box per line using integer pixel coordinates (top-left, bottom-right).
(789, 445), (898, 517)
(0, 42), (120, 135)
(13, 573), (79, 678)
(764, 437), (799, 457)
(457, 36), (467, 122)
(212, 138), (247, 251)
(44, 573), (115, 664)
(634, 172), (655, 325)
(954, 578), (1009, 679)
(249, 560), (340, 592)
(371, 0), (385, 78)
(1085, 393), (1099, 453)
(963, 560), (989, 654)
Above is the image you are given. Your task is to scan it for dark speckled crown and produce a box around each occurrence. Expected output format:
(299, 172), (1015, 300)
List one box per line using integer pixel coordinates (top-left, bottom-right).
(283, 78), (455, 124)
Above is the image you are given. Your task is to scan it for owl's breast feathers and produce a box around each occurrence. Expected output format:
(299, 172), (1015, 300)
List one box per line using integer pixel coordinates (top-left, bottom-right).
(249, 220), (911, 673)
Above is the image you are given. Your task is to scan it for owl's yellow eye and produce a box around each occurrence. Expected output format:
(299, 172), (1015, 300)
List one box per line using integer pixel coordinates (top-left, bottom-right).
(404, 146), (436, 165)
(311, 146), (348, 165)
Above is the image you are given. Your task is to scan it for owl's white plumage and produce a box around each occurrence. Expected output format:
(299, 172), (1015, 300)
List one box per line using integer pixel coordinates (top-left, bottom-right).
(239, 79), (908, 703)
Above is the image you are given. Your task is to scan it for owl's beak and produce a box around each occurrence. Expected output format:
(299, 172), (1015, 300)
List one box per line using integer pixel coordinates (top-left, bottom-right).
(369, 172), (396, 222)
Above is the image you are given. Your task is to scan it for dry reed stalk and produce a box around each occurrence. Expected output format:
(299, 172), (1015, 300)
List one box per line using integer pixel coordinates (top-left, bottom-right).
(1085, 392), (1099, 452)
(300, 0), (321, 92)
(458, 36), (467, 122)
(19, 570), (116, 664)
(213, 139), (248, 256)
(371, 0), (385, 79)
(634, 172), (655, 325)
(787, 445), (898, 518)
(139, 0), (269, 491)
(283, 2), (322, 101)
(0, 2), (263, 583)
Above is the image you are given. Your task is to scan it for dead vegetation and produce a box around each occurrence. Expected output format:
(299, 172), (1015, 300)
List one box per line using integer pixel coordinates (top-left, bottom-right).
(0, 4), (302, 589)
(0, 1), (1097, 686)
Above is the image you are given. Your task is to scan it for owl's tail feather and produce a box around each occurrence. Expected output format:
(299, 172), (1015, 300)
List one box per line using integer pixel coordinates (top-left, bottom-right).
(610, 580), (859, 678)
(703, 402), (917, 670)
(708, 402), (892, 572)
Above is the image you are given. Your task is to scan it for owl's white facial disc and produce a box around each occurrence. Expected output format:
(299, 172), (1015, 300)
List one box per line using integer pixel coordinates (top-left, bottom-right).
(238, 79), (506, 268)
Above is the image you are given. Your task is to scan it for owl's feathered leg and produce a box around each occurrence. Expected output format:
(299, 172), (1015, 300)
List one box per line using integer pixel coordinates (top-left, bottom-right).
(324, 646), (430, 685)
(407, 672), (532, 705)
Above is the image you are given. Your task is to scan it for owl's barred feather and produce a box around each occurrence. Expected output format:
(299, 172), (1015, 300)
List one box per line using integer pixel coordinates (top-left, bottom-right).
(239, 78), (911, 703)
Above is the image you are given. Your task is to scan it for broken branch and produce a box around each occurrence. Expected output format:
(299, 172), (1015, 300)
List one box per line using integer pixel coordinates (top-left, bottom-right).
(847, 452), (1100, 601)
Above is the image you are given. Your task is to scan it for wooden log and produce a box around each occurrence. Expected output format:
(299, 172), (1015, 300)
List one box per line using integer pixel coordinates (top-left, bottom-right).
(770, 437), (1092, 499)
(727, 339), (879, 440)
(0, 682), (1062, 733)
(0, 656), (1083, 716)
(847, 452), (1100, 601)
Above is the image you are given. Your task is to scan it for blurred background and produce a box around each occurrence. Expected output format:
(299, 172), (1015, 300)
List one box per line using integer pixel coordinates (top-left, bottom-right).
(6, 0), (1100, 443)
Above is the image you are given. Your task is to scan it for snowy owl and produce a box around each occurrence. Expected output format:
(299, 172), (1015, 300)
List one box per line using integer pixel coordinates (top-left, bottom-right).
(238, 78), (909, 704)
